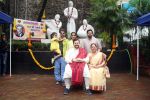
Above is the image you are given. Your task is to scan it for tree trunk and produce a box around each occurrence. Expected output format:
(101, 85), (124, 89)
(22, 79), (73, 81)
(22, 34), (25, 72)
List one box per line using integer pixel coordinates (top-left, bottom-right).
(112, 34), (116, 49)
(37, 0), (47, 22)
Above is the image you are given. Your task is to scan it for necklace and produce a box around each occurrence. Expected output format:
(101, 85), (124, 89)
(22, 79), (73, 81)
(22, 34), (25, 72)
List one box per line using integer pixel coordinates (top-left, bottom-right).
(83, 25), (87, 31)
(55, 19), (60, 28)
(67, 7), (74, 22)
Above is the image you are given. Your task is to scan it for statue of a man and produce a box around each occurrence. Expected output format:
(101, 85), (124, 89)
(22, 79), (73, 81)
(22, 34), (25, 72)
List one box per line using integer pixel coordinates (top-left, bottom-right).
(77, 19), (95, 38)
(64, 1), (78, 38)
(45, 14), (62, 38)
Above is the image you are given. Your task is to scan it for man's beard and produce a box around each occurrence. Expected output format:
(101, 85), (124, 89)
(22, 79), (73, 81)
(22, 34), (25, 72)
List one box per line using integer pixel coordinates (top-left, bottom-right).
(88, 36), (92, 39)
(74, 45), (79, 49)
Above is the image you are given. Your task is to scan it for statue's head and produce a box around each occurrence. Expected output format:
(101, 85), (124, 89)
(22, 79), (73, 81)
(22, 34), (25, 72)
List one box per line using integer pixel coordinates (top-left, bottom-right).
(68, 1), (73, 7)
(83, 19), (88, 25)
(55, 14), (60, 21)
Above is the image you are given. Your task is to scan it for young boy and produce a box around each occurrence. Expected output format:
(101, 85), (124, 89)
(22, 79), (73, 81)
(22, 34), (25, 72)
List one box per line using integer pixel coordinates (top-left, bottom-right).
(50, 32), (67, 85)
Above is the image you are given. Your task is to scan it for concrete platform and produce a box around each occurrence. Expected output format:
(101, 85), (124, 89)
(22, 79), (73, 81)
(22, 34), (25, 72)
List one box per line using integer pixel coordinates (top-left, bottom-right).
(0, 73), (150, 100)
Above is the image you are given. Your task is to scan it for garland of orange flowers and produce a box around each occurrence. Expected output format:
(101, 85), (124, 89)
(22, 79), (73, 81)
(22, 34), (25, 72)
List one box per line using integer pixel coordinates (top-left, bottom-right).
(28, 49), (54, 70)
(107, 49), (115, 62)
(28, 48), (114, 70)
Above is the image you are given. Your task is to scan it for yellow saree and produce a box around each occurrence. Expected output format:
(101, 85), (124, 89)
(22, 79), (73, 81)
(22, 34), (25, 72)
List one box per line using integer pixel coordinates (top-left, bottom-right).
(88, 52), (110, 91)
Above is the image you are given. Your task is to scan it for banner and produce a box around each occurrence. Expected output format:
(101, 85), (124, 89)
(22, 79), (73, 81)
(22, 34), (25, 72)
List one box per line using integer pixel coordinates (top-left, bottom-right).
(13, 19), (46, 40)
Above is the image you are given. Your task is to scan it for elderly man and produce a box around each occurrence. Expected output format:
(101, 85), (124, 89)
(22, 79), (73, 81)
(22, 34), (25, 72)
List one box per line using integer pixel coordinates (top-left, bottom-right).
(63, 39), (92, 95)
(16, 24), (24, 37)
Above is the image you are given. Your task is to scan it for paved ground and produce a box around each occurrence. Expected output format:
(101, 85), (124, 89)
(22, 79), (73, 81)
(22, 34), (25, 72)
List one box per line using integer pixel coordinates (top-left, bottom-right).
(0, 73), (150, 100)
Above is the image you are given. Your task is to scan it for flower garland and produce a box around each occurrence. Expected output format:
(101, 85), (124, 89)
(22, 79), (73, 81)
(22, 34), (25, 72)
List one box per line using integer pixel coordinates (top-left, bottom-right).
(28, 49), (54, 70)
(28, 47), (114, 70)
(125, 49), (132, 73)
(106, 49), (115, 62)
(67, 7), (74, 22)
(55, 19), (60, 28)
(83, 25), (87, 31)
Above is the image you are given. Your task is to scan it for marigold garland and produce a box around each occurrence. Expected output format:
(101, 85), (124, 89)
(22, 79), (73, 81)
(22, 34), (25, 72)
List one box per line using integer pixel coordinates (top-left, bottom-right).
(28, 49), (54, 70)
(28, 47), (115, 70)
(107, 49), (115, 62)
(125, 49), (132, 73)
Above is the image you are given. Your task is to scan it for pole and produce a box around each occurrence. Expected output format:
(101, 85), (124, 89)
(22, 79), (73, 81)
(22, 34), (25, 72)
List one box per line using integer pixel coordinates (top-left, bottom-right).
(9, 24), (12, 77)
(137, 26), (139, 80)
(25, 0), (28, 19)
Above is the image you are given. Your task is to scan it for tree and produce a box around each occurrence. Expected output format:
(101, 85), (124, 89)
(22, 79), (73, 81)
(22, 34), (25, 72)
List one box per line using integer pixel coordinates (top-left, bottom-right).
(130, 0), (150, 15)
(88, 0), (131, 49)
(129, 0), (150, 49)
(129, 0), (150, 25)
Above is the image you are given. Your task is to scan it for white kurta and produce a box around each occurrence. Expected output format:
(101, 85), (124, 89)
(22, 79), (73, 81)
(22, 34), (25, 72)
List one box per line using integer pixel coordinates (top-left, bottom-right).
(63, 48), (90, 79)
(64, 7), (78, 37)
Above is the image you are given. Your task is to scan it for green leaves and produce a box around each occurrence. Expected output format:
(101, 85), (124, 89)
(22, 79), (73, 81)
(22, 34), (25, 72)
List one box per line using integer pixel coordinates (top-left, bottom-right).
(88, 0), (130, 35)
(11, 40), (50, 51)
(129, 0), (150, 16)
(88, 0), (132, 48)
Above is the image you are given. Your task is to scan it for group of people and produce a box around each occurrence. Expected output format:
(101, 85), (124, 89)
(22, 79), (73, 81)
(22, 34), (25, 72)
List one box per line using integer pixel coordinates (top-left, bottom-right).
(0, 34), (8, 76)
(50, 29), (110, 95)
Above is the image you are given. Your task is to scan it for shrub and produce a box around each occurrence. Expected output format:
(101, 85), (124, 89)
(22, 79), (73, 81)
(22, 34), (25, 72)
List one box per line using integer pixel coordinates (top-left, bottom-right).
(11, 40), (50, 51)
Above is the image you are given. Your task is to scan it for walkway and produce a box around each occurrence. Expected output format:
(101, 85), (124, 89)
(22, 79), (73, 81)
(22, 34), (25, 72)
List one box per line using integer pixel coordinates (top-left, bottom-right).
(0, 74), (150, 100)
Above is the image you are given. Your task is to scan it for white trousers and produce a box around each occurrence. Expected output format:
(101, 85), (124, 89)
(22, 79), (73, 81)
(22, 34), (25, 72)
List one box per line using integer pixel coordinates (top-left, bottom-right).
(63, 63), (90, 79)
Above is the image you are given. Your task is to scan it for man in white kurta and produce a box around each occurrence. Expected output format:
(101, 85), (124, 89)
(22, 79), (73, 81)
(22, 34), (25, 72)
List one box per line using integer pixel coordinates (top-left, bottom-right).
(63, 39), (91, 95)
(64, 1), (78, 38)
(77, 19), (95, 38)
(45, 14), (62, 38)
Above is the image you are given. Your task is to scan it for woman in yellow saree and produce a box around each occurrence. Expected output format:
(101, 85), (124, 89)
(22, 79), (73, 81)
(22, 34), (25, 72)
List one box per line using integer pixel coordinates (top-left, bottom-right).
(88, 43), (110, 91)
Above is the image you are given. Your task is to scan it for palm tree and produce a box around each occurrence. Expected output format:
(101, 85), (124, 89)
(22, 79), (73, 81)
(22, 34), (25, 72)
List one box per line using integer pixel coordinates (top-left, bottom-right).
(130, 0), (150, 15)
(88, 0), (131, 49)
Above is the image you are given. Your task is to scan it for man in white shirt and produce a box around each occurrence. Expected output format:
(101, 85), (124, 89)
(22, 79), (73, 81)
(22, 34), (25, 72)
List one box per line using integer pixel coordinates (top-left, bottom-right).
(63, 39), (92, 95)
